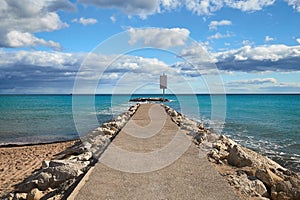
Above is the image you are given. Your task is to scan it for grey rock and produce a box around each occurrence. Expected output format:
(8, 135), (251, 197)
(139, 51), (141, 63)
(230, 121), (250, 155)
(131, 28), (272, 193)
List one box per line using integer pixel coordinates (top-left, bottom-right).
(36, 172), (52, 190)
(72, 152), (93, 161)
(250, 179), (268, 196)
(17, 180), (37, 193)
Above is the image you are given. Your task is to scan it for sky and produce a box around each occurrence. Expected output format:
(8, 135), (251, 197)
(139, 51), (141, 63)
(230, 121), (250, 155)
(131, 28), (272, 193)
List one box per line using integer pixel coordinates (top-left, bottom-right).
(1, 0), (300, 94)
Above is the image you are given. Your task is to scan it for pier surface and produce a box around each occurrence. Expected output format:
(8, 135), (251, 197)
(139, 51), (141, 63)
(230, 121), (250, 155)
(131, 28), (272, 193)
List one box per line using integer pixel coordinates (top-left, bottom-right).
(72, 104), (240, 200)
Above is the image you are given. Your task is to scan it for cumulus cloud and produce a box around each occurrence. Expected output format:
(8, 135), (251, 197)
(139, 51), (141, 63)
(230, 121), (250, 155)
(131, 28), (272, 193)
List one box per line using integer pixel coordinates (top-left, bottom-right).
(0, 0), (73, 49)
(179, 43), (217, 63)
(225, 0), (275, 12)
(285, 0), (300, 12)
(214, 44), (300, 71)
(185, 0), (224, 15)
(297, 38), (300, 44)
(77, 0), (282, 18)
(207, 32), (234, 40)
(209, 20), (232, 30)
(5, 31), (61, 50)
(76, 0), (299, 19)
(178, 43), (300, 72)
(128, 27), (190, 48)
(72, 17), (98, 26)
(160, 0), (182, 10)
(0, 50), (183, 93)
(265, 36), (275, 42)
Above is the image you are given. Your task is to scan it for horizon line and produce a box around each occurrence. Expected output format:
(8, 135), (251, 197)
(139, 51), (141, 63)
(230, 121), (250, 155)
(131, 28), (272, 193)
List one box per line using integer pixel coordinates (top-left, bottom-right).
(1, 93), (300, 95)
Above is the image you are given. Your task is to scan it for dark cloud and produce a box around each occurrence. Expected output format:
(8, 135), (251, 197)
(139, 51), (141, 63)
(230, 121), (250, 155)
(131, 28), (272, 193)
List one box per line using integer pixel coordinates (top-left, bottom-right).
(216, 57), (300, 72)
(78, 0), (158, 18)
(46, 0), (76, 12)
(211, 44), (300, 72)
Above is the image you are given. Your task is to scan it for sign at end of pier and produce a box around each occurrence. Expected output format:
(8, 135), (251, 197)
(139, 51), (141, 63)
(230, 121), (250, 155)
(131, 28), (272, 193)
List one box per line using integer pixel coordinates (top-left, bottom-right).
(160, 75), (167, 89)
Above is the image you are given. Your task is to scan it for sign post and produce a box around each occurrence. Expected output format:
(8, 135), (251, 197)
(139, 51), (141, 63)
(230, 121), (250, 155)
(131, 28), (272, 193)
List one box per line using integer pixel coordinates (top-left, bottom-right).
(160, 74), (167, 102)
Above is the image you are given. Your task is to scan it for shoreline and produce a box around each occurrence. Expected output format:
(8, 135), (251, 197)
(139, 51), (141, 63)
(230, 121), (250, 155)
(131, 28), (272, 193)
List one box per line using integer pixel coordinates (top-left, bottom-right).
(0, 139), (80, 148)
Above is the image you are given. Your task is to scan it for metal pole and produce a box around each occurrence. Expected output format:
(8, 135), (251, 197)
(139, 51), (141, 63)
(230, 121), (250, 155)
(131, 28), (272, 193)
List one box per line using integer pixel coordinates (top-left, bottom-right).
(163, 88), (165, 102)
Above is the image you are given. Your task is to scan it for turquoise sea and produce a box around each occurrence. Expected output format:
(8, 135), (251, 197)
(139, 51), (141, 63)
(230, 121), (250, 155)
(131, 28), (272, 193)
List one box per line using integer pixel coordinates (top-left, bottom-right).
(0, 94), (299, 172)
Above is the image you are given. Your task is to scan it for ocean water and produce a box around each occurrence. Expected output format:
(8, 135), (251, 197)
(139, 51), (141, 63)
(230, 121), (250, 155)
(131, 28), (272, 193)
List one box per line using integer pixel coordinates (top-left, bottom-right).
(0, 94), (299, 172)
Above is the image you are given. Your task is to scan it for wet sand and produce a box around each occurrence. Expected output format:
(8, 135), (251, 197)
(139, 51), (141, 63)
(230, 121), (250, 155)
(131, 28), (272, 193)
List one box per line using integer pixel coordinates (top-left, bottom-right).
(0, 140), (78, 197)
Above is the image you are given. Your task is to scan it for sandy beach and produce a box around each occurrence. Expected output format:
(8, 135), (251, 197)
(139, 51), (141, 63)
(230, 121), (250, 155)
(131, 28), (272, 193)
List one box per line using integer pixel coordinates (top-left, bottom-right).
(0, 140), (78, 197)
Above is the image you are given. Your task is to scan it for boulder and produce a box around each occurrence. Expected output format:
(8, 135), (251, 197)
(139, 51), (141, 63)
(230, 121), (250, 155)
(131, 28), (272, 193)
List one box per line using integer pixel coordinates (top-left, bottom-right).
(98, 127), (115, 136)
(72, 152), (93, 161)
(255, 168), (283, 188)
(228, 145), (253, 167)
(17, 180), (37, 193)
(27, 188), (43, 200)
(52, 143), (86, 160)
(250, 179), (268, 196)
(193, 132), (206, 145)
(229, 174), (268, 198)
(36, 172), (52, 190)
(44, 165), (83, 188)
(42, 160), (50, 169)
(271, 191), (293, 200)
(12, 193), (27, 200)
(271, 180), (300, 200)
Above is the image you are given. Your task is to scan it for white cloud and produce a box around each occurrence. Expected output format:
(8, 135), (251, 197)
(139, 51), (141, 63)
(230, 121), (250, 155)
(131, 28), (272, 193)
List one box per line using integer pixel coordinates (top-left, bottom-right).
(214, 44), (300, 71)
(296, 38), (300, 44)
(242, 40), (254, 46)
(209, 20), (232, 30)
(180, 43), (217, 63)
(265, 36), (275, 42)
(185, 0), (224, 15)
(128, 27), (190, 48)
(72, 17), (98, 26)
(160, 0), (182, 10)
(225, 0), (275, 12)
(78, 0), (283, 18)
(180, 43), (300, 72)
(207, 32), (234, 40)
(0, 0), (73, 49)
(110, 15), (116, 23)
(285, 0), (300, 12)
(215, 44), (300, 62)
(227, 78), (278, 85)
(5, 31), (61, 50)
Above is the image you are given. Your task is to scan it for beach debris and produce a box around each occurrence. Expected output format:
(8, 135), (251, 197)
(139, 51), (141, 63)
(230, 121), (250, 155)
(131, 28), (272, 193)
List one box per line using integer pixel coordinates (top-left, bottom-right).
(1, 104), (140, 200)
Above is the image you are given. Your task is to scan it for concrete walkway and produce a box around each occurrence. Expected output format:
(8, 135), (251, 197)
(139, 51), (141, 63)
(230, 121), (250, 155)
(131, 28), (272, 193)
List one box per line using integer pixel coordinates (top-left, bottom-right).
(72, 104), (240, 200)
